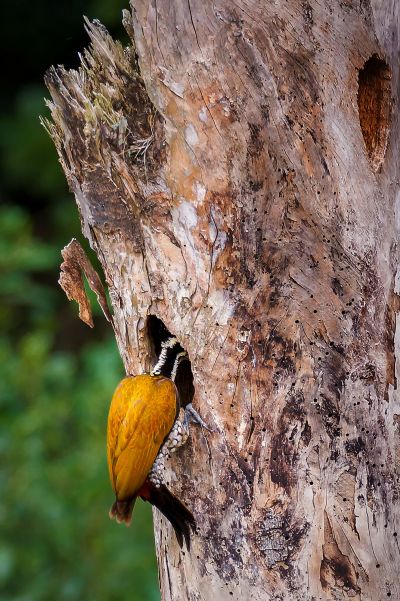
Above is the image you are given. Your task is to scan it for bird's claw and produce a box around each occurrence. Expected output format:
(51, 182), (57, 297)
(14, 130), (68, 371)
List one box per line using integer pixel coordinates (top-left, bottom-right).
(184, 403), (213, 431)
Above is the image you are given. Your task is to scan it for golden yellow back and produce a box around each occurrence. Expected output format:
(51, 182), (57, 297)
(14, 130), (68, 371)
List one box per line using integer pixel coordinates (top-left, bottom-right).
(107, 374), (178, 500)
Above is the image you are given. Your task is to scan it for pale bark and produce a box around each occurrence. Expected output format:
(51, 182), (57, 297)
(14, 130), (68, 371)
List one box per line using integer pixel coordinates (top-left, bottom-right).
(44, 1), (400, 599)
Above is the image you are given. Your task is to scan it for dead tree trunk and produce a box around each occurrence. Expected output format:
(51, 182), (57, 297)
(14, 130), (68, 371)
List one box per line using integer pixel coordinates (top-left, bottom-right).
(44, 1), (400, 599)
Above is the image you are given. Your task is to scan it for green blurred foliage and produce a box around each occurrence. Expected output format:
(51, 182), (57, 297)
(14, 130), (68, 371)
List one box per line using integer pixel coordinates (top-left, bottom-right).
(0, 86), (64, 199)
(0, 2), (159, 600)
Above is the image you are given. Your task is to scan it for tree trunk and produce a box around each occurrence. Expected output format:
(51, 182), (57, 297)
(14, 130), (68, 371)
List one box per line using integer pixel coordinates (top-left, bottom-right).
(44, 1), (400, 599)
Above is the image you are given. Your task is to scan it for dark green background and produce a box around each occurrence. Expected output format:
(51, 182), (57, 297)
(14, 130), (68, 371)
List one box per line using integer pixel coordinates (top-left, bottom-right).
(0, 2), (159, 599)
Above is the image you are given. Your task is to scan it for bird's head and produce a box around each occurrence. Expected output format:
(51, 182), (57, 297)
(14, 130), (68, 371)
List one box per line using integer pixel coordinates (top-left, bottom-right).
(151, 336), (188, 382)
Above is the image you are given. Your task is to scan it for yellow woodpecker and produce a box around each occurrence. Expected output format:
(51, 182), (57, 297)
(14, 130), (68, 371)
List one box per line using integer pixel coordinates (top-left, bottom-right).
(107, 336), (204, 548)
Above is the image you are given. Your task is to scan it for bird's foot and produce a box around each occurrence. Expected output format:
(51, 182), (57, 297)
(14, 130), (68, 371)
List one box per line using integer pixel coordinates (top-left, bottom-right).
(184, 403), (213, 431)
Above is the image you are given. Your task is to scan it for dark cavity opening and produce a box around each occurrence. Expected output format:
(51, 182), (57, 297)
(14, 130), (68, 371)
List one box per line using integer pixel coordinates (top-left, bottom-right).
(146, 315), (194, 408)
(357, 54), (392, 172)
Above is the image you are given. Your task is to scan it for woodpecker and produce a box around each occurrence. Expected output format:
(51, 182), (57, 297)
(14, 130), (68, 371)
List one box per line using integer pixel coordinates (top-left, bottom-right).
(107, 336), (207, 548)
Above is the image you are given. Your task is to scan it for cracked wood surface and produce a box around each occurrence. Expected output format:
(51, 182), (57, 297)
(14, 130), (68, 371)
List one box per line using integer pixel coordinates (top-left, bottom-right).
(45, 1), (400, 599)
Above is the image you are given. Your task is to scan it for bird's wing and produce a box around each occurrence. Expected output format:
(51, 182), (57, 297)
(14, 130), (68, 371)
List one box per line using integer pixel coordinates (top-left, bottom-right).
(107, 375), (177, 500)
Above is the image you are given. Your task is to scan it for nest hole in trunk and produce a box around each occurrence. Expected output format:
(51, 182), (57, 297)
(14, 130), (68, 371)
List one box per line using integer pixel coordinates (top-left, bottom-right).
(357, 54), (392, 172)
(146, 315), (195, 408)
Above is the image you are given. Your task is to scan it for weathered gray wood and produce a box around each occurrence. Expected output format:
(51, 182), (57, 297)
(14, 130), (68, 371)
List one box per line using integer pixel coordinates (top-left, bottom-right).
(44, 1), (400, 599)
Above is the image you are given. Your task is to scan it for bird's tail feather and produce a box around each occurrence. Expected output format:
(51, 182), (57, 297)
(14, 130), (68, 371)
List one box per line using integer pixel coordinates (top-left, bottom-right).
(109, 497), (136, 525)
(139, 480), (196, 549)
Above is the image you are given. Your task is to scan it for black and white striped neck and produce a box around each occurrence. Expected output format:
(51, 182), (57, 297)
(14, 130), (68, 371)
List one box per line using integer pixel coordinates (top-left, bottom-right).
(151, 336), (187, 381)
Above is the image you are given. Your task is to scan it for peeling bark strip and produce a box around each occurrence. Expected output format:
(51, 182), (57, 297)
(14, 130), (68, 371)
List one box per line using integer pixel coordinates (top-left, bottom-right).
(320, 512), (361, 599)
(59, 239), (112, 327)
(44, 1), (400, 600)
